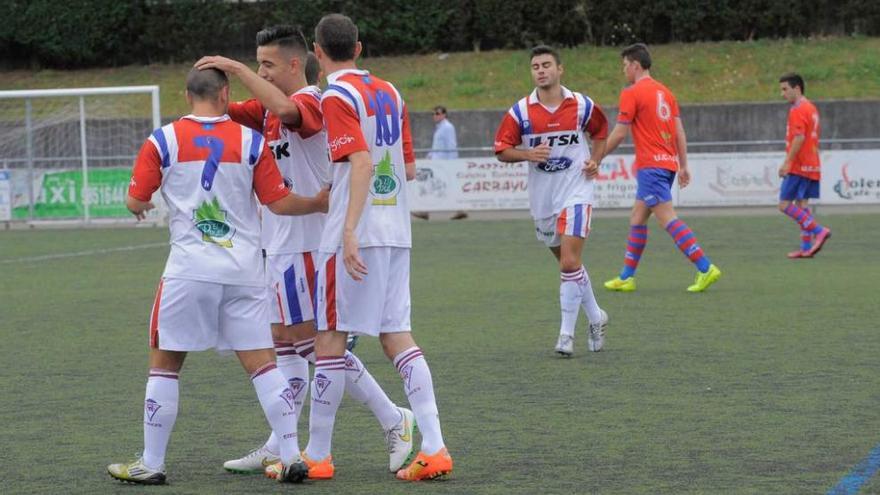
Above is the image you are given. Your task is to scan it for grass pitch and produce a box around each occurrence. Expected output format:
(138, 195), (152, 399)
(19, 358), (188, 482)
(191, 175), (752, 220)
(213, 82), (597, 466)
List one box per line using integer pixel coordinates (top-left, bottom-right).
(2, 212), (879, 494)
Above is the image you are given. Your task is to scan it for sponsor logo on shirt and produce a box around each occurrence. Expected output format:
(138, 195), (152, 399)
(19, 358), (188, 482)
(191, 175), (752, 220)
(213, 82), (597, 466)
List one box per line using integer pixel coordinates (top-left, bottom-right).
(193, 197), (236, 248)
(330, 134), (355, 152)
(536, 156), (573, 173)
(370, 151), (402, 206)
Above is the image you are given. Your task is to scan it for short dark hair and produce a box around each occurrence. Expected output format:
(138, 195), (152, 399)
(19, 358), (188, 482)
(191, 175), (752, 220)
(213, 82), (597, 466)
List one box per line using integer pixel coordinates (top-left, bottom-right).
(530, 45), (561, 65)
(433, 105), (447, 115)
(621, 43), (652, 70)
(305, 52), (320, 86)
(315, 14), (358, 62)
(186, 67), (228, 100)
(255, 25), (308, 56)
(779, 72), (805, 94)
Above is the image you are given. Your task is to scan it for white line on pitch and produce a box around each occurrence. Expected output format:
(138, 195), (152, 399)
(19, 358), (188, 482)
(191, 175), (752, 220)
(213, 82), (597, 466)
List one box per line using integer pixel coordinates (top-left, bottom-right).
(0, 242), (167, 264)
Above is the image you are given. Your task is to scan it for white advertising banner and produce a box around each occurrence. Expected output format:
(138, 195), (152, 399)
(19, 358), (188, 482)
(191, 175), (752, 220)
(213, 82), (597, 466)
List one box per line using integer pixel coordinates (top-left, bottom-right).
(678, 152), (783, 206)
(409, 150), (880, 212)
(819, 150), (880, 204)
(0, 169), (10, 221)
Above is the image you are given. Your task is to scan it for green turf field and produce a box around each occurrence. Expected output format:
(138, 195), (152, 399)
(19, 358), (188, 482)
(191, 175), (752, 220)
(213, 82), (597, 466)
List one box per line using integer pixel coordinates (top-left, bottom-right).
(2, 213), (879, 494)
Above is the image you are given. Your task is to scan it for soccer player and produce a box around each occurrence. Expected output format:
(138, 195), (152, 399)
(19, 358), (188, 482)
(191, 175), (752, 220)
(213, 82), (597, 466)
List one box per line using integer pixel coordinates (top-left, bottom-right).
(194, 25), (416, 476)
(601, 43), (722, 293)
(777, 73), (831, 258)
(302, 13), (453, 481)
(107, 67), (327, 485)
(494, 45), (609, 356)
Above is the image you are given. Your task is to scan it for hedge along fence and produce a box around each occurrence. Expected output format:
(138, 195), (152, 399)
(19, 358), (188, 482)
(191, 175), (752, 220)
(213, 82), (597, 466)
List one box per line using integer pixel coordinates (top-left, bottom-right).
(2, 0), (880, 69)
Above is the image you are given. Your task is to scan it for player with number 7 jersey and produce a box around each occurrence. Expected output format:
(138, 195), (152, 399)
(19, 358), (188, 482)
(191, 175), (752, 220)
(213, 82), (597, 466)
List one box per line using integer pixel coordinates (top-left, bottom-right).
(108, 68), (327, 487)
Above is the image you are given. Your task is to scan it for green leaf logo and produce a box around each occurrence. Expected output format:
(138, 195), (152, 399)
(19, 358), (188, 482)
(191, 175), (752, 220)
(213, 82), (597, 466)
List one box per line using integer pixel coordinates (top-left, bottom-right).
(193, 198), (234, 248)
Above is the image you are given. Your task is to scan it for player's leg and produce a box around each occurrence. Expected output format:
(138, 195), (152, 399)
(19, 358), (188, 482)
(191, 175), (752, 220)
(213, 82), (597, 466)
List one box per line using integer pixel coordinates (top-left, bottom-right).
(779, 176), (830, 257)
(236, 348), (307, 483)
(605, 200), (651, 292)
(379, 248), (452, 481)
(652, 200), (721, 292)
(108, 349), (186, 485)
(223, 284), (307, 483)
(109, 278), (213, 485)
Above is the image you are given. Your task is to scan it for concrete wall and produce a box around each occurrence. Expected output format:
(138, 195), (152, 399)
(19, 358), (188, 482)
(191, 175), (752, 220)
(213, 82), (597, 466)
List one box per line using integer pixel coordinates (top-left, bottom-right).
(409, 100), (880, 155)
(1, 100), (877, 168)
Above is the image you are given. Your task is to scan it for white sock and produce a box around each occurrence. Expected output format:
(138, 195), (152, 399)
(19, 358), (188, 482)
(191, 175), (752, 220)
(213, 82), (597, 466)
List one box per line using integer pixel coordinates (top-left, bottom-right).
(560, 268), (585, 337)
(579, 266), (603, 323)
(142, 369), (179, 470)
(250, 363), (299, 465)
(305, 356), (346, 460)
(263, 344), (310, 456)
(343, 351), (401, 430)
(394, 347), (444, 454)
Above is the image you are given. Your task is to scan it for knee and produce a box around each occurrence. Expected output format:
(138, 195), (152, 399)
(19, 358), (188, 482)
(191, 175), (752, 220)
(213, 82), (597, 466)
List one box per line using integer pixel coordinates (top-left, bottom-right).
(778, 202), (790, 213)
(559, 255), (581, 273)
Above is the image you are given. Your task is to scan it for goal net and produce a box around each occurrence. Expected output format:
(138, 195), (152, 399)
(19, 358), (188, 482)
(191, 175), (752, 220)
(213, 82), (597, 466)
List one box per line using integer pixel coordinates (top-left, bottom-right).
(0, 86), (161, 223)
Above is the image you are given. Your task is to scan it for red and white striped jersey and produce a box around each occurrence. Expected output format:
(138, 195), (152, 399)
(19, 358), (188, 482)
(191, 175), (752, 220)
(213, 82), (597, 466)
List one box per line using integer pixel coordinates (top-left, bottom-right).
(129, 114), (288, 287)
(228, 85), (331, 255)
(319, 69), (416, 252)
(494, 86), (608, 219)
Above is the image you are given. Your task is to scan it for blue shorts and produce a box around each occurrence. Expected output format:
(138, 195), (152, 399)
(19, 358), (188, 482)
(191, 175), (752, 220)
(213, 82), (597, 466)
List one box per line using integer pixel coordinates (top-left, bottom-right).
(779, 174), (820, 201)
(636, 168), (676, 207)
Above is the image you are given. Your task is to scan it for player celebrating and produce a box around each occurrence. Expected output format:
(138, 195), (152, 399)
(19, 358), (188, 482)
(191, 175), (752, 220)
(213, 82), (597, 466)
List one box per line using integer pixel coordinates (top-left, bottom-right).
(602, 43), (722, 293)
(777, 73), (831, 258)
(301, 13), (452, 482)
(107, 68), (327, 485)
(194, 25), (416, 477)
(494, 45), (609, 356)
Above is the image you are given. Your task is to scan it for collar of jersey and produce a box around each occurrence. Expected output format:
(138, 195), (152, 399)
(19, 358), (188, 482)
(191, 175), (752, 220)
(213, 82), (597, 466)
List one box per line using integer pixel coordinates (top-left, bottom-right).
(181, 114), (231, 123)
(528, 85), (574, 105)
(326, 68), (369, 83)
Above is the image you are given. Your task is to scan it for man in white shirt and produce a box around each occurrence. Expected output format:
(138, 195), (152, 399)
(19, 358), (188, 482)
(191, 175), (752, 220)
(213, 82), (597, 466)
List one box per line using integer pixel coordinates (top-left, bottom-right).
(415, 106), (467, 220)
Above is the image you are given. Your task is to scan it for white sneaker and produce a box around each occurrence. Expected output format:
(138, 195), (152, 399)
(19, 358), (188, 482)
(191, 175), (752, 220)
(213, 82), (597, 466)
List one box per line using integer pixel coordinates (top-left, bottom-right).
(385, 407), (416, 472)
(107, 456), (166, 485)
(588, 309), (608, 352)
(223, 445), (280, 474)
(555, 334), (574, 356)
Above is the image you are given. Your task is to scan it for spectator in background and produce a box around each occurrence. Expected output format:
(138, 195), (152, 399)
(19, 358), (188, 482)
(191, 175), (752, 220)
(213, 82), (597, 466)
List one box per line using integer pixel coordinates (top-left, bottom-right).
(414, 106), (467, 220)
(428, 106), (458, 160)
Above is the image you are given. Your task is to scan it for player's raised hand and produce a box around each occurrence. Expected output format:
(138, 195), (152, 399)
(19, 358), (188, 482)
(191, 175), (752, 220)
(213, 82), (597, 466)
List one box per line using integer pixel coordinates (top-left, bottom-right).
(678, 167), (691, 188)
(194, 55), (244, 75)
(343, 231), (368, 281)
(583, 159), (600, 179)
(529, 141), (552, 163)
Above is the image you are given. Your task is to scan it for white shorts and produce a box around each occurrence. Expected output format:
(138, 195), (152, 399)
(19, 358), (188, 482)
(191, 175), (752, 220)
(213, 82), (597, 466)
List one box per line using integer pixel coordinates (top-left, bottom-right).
(148, 277), (273, 352)
(314, 247), (411, 337)
(266, 252), (317, 326)
(534, 203), (593, 248)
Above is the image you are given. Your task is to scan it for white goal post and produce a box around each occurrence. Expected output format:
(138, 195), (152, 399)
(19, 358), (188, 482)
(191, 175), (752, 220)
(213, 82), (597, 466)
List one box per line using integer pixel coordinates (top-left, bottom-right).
(0, 86), (161, 224)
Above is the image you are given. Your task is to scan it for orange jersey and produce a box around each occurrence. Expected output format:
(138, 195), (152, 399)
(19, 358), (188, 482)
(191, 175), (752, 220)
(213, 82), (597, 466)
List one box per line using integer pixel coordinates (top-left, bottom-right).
(785, 97), (821, 180)
(617, 76), (680, 172)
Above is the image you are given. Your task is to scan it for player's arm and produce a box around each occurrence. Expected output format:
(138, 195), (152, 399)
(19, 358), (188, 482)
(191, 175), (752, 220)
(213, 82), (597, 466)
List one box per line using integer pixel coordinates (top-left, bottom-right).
(344, 150), (372, 280)
(602, 123), (630, 160)
(402, 104), (417, 180)
(252, 140), (327, 215)
(780, 135), (805, 177)
(674, 117), (691, 188)
(494, 113), (550, 163)
(195, 56), (302, 127)
(266, 189), (329, 216)
(126, 137), (162, 220)
(583, 104), (609, 178)
(322, 93), (371, 280)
